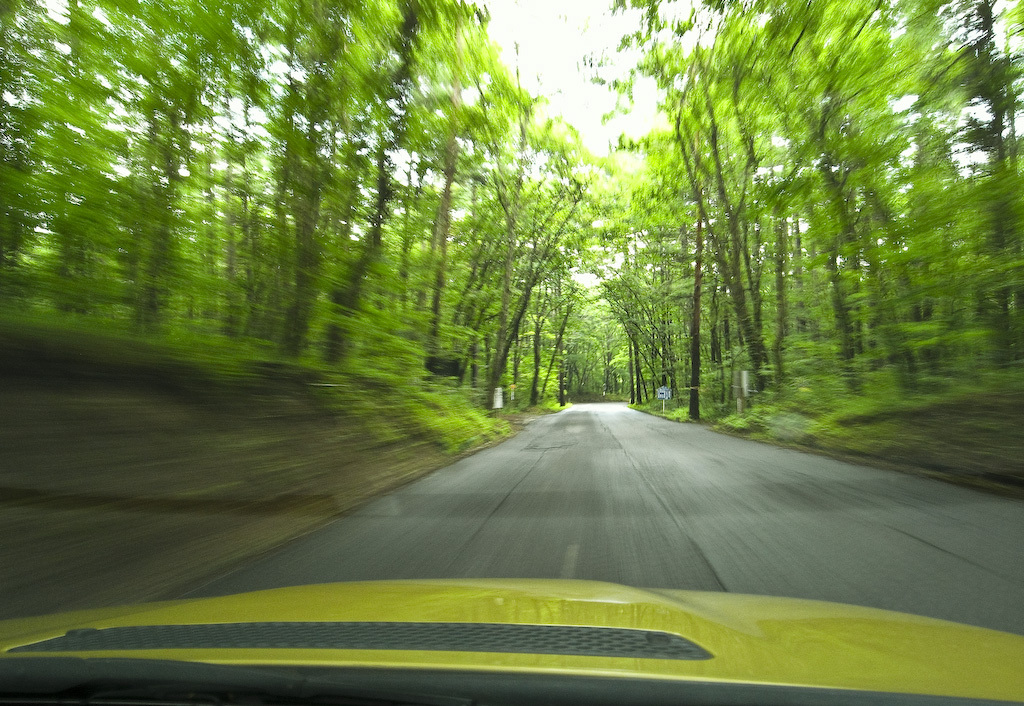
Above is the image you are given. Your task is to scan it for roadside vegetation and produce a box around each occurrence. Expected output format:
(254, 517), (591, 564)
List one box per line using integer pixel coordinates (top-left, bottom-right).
(3, 0), (1024, 621)
(1, 0), (1023, 488)
(0, 313), (516, 619)
(0, 313), (508, 453)
(605, 0), (1024, 492)
(633, 369), (1024, 495)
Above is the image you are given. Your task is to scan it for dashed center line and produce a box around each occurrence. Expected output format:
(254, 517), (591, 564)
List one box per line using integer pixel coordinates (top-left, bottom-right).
(559, 543), (580, 578)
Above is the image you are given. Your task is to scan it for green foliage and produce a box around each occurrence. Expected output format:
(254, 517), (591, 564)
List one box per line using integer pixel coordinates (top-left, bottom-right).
(0, 310), (507, 454)
(630, 399), (693, 424)
(3, 0), (1022, 468)
(706, 366), (1024, 480)
(592, 0), (1024, 449)
(0, 0), (598, 420)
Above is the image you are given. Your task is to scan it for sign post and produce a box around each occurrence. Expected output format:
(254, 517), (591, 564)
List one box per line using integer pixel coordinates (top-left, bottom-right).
(656, 386), (672, 412)
(733, 370), (749, 413)
(493, 386), (504, 410)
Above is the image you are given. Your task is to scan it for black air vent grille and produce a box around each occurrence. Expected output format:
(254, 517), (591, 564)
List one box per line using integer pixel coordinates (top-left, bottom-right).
(11, 622), (712, 660)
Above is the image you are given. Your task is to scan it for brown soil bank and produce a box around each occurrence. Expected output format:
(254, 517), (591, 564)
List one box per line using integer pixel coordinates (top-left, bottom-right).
(0, 323), (504, 621)
(636, 374), (1024, 500)
(697, 374), (1024, 499)
(801, 393), (1024, 497)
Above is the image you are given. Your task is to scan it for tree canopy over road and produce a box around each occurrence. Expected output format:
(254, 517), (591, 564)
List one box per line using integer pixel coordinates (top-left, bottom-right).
(1, 0), (1022, 432)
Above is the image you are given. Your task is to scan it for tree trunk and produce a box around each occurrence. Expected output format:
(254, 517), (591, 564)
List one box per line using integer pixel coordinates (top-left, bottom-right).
(792, 215), (806, 334)
(628, 338), (636, 404)
(819, 157), (861, 386)
(633, 338), (644, 403)
(324, 2), (419, 361)
(558, 342), (566, 407)
(397, 161), (418, 309)
(677, 107), (769, 391)
(427, 23), (462, 352)
(541, 301), (571, 399)
(773, 210), (788, 385)
(487, 76), (530, 407)
(689, 215), (703, 420)
(222, 150), (239, 336)
(281, 110), (325, 357)
(511, 332), (521, 398)
(530, 309), (543, 406)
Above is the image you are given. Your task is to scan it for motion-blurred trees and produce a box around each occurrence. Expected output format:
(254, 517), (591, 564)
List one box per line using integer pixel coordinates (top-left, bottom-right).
(5, 0), (1021, 416)
(0, 0), (594, 409)
(599, 0), (1024, 418)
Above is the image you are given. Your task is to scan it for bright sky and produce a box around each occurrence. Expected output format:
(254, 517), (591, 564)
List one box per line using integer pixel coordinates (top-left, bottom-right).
(480, 0), (662, 155)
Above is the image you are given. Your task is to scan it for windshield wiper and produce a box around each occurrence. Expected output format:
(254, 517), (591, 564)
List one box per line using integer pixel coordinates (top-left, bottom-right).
(0, 658), (472, 706)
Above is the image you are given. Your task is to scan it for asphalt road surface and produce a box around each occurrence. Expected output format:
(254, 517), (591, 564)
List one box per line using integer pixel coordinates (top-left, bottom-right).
(188, 403), (1024, 636)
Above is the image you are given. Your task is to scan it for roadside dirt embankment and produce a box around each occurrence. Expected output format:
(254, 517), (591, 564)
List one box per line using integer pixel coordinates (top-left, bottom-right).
(0, 373), (463, 620)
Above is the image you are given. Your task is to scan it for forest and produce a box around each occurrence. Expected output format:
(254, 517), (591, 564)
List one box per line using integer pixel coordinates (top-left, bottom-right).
(1, 0), (1022, 453)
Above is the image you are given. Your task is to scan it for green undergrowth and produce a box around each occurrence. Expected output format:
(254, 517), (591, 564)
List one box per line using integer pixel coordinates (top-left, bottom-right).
(478, 392), (573, 417)
(0, 312), (508, 455)
(640, 368), (1024, 488)
(631, 400), (694, 424)
(514, 397), (573, 414)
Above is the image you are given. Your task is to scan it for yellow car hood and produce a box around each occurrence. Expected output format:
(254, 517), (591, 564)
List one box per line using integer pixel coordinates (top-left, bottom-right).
(0, 579), (1022, 702)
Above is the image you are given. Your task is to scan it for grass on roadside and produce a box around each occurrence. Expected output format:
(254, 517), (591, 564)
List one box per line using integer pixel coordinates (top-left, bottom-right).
(631, 368), (1024, 494)
(0, 311), (509, 454)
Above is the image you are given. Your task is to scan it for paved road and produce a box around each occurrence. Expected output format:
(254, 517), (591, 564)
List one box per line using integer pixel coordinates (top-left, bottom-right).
(188, 403), (1024, 635)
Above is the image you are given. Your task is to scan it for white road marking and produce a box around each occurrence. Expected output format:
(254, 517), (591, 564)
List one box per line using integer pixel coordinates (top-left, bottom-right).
(559, 543), (580, 578)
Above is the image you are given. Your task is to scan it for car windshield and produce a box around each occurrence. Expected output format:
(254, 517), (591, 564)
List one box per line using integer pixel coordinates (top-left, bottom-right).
(2, 0), (1024, 701)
